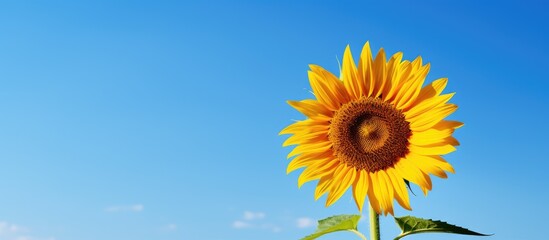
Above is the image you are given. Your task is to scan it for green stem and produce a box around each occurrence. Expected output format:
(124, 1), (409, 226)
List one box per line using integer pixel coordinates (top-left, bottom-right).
(348, 229), (368, 240)
(369, 204), (380, 240)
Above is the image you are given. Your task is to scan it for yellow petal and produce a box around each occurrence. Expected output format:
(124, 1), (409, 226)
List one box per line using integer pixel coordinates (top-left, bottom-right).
(287, 99), (333, 119)
(371, 48), (387, 98)
(298, 159), (339, 188)
(382, 52), (404, 102)
(445, 136), (460, 146)
(308, 71), (342, 111)
(309, 65), (350, 106)
(400, 154), (454, 175)
(414, 77), (448, 104)
(283, 129), (328, 147)
(376, 171), (394, 215)
(326, 165), (356, 206)
(409, 129), (456, 147)
(405, 93), (455, 120)
(409, 143), (456, 155)
(394, 158), (432, 195)
(315, 175), (333, 200)
(421, 155), (455, 173)
(357, 42), (375, 97)
(352, 169), (369, 212)
(409, 128), (454, 144)
(385, 59), (409, 105)
(341, 45), (363, 100)
(406, 152), (448, 179)
(395, 62), (430, 110)
(386, 168), (411, 210)
(409, 104), (458, 132)
(395, 58), (416, 85)
(433, 120), (464, 131)
(403, 158), (434, 192)
(287, 140), (331, 158)
(367, 172), (383, 214)
(287, 151), (333, 174)
(418, 182), (430, 195)
(279, 119), (329, 135)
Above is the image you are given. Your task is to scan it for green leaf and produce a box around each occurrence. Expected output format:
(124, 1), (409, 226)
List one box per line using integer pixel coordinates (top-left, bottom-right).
(393, 216), (491, 240)
(301, 214), (362, 240)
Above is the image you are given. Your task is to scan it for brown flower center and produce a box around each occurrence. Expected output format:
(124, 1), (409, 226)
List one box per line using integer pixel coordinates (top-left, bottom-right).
(329, 97), (411, 172)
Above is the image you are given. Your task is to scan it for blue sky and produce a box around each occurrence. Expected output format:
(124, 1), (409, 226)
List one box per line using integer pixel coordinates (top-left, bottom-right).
(0, 1), (547, 240)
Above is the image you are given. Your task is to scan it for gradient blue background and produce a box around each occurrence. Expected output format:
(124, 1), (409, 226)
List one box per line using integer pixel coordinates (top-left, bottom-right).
(0, 1), (547, 240)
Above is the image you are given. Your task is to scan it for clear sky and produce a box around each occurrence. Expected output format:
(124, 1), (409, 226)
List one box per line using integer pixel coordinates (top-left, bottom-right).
(0, 1), (547, 240)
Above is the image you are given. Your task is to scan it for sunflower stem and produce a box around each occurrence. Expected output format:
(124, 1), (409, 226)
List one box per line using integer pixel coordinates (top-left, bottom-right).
(369, 204), (380, 240)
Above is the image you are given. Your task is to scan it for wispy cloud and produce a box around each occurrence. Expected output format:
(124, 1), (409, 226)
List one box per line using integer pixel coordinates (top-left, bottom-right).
(243, 211), (265, 221)
(231, 211), (281, 233)
(105, 204), (144, 212)
(11, 237), (55, 240)
(0, 221), (55, 240)
(296, 217), (316, 228)
(166, 224), (177, 230)
(232, 221), (252, 229)
(163, 224), (177, 231)
(157, 223), (178, 234)
(0, 221), (26, 235)
(260, 223), (282, 233)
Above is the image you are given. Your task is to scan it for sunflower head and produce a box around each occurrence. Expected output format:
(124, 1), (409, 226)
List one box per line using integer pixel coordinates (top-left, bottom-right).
(280, 42), (461, 215)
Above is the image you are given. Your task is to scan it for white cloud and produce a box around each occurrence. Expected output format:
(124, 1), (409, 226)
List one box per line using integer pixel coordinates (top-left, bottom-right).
(232, 211), (282, 232)
(0, 221), (55, 240)
(13, 237), (32, 240)
(13, 237), (55, 240)
(158, 223), (178, 233)
(0, 221), (26, 235)
(243, 211), (265, 221)
(296, 217), (316, 228)
(232, 221), (252, 229)
(164, 224), (177, 231)
(260, 223), (282, 233)
(105, 204), (144, 212)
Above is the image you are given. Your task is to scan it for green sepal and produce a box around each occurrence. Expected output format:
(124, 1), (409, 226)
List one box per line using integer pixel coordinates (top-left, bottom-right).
(393, 215), (491, 240)
(403, 180), (416, 196)
(301, 214), (361, 240)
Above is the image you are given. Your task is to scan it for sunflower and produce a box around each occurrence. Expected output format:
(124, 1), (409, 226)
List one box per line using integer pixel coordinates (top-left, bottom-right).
(280, 42), (461, 215)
